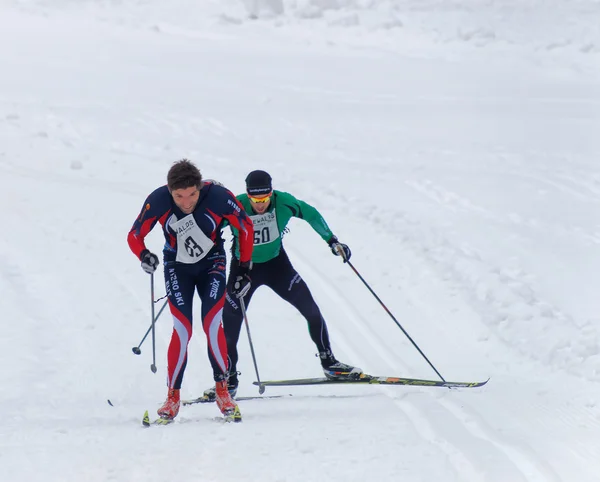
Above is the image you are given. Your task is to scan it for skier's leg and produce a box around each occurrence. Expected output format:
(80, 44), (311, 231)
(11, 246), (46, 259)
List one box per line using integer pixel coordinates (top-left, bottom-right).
(223, 279), (258, 382)
(196, 254), (230, 382)
(265, 251), (332, 354)
(267, 250), (363, 379)
(201, 260), (264, 400)
(157, 263), (196, 419)
(197, 253), (247, 415)
(223, 258), (267, 384)
(164, 263), (196, 390)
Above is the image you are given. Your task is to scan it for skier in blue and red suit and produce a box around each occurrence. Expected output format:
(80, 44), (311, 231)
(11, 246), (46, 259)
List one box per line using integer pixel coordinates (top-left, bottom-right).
(127, 159), (253, 421)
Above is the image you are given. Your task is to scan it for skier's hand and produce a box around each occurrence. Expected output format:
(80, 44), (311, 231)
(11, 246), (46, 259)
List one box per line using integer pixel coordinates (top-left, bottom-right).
(140, 249), (160, 274)
(231, 261), (252, 298)
(328, 236), (351, 263)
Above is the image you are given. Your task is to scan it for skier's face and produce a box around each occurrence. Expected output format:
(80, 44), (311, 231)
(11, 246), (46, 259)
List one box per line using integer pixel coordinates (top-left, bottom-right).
(249, 193), (271, 214)
(171, 186), (200, 214)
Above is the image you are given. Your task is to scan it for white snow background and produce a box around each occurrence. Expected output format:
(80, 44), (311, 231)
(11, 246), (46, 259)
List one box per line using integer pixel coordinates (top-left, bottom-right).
(1, 1), (600, 481)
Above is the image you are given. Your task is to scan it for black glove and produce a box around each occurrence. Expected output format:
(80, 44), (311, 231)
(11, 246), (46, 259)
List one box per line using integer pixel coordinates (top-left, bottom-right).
(140, 249), (160, 274)
(231, 261), (252, 298)
(328, 236), (351, 263)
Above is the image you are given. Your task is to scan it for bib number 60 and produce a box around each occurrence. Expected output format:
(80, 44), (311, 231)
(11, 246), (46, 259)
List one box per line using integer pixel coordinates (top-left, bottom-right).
(253, 227), (271, 245)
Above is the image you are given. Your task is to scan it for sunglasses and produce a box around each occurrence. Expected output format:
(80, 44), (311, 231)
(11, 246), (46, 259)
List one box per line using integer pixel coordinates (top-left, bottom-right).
(249, 193), (272, 204)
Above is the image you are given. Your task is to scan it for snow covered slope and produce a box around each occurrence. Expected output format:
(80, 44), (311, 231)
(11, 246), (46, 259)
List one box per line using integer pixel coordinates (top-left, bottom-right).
(1, 1), (599, 481)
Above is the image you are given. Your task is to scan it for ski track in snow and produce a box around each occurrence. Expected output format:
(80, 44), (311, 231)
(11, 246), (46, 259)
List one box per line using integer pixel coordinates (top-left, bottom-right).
(406, 173), (600, 245)
(291, 251), (562, 482)
(317, 172), (600, 383)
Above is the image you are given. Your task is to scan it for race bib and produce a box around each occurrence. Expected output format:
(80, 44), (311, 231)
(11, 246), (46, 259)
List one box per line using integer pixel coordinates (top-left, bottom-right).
(169, 214), (214, 264)
(250, 211), (279, 245)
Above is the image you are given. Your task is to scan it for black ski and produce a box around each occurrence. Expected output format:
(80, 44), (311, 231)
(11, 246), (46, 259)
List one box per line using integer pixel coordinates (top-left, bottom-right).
(182, 394), (287, 406)
(253, 374), (488, 389)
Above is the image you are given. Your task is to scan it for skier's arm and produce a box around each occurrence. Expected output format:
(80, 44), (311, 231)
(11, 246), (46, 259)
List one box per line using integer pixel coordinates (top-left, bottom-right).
(222, 192), (254, 264)
(281, 192), (335, 242)
(127, 193), (167, 260)
(281, 191), (351, 262)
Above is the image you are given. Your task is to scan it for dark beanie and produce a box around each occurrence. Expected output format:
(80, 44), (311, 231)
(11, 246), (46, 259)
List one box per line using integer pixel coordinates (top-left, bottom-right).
(245, 170), (272, 196)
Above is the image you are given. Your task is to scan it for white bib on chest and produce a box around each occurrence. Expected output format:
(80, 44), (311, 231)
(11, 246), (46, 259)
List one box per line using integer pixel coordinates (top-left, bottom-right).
(250, 210), (279, 245)
(169, 214), (214, 264)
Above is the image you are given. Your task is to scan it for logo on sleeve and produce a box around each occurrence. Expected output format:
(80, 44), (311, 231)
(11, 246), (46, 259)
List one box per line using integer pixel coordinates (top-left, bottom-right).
(227, 199), (241, 215)
(138, 203), (151, 222)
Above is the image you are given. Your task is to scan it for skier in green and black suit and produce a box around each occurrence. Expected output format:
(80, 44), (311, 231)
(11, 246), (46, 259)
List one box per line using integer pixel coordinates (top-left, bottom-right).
(204, 170), (362, 399)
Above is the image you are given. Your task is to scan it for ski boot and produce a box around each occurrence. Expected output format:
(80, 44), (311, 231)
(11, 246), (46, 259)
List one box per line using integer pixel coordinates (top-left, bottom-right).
(157, 388), (180, 420)
(320, 351), (363, 380)
(215, 380), (242, 422)
(202, 373), (238, 402)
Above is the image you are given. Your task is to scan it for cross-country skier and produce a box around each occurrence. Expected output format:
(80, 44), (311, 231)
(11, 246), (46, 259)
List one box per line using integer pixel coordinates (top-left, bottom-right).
(204, 169), (362, 399)
(127, 159), (253, 421)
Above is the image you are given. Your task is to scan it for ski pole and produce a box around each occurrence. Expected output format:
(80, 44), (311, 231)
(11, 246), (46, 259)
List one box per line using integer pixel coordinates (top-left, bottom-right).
(149, 273), (157, 373)
(132, 299), (168, 355)
(341, 253), (446, 382)
(240, 297), (265, 394)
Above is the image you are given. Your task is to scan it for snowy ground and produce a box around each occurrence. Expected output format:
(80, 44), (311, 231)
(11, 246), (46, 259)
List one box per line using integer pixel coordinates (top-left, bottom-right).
(1, 1), (600, 481)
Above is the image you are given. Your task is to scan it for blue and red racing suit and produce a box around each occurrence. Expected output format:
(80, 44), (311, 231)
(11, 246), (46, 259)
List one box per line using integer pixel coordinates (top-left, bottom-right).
(128, 181), (253, 387)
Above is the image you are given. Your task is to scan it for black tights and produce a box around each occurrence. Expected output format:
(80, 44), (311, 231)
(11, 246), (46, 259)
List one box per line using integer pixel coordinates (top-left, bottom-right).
(223, 249), (332, 378)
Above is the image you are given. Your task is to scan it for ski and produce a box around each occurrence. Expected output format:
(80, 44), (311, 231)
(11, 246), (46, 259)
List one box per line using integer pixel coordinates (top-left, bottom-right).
(142, 410), (174, 427)
(141, 407), (242, 426)
(182, 394), (286, 406)
(253, 374), (489, 389)
(223, 405), (243, 423)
